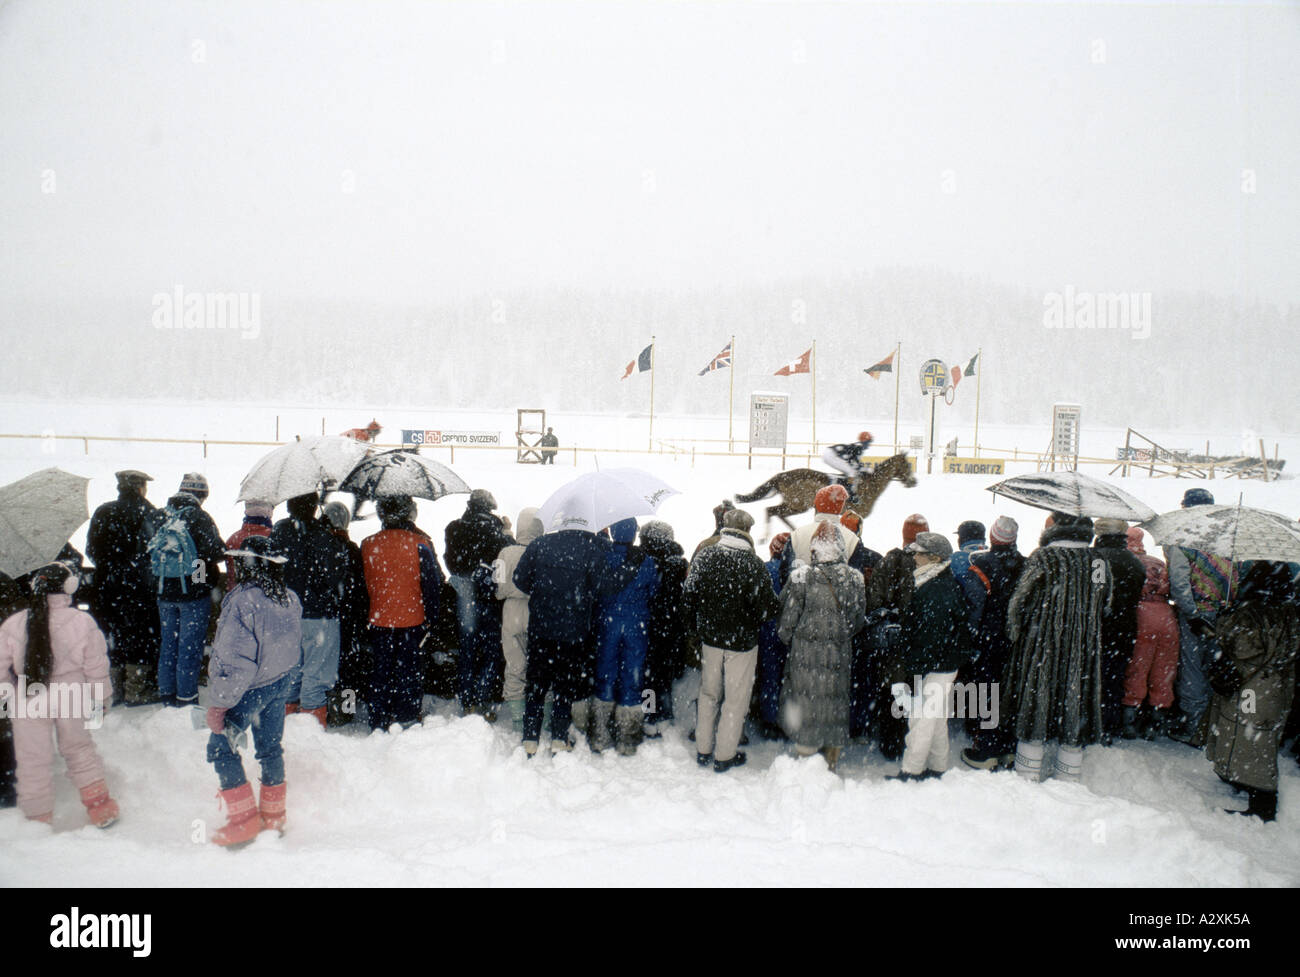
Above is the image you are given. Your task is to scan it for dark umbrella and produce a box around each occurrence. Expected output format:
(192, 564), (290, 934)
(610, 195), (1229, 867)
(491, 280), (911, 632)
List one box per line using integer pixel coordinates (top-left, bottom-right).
(339, 449), (470, 501)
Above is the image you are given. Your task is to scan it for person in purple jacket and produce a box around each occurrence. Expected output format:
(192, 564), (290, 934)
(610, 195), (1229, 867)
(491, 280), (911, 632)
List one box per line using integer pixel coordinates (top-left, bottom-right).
(204, 536), (302, 847)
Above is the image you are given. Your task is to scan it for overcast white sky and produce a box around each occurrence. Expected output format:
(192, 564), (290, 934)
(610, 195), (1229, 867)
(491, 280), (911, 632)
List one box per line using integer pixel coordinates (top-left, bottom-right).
(2, 0), (1298, 309)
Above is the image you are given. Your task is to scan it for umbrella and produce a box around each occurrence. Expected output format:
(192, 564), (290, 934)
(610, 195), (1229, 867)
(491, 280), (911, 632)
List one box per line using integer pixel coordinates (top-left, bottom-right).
(238, 436), (371, 504)
(339, 449), (470, 501)
(0, 468), (91, 578)
(1140, 504), (1300, 565)
(986, 471), (1157, 522)
(537, 468), (679, 533)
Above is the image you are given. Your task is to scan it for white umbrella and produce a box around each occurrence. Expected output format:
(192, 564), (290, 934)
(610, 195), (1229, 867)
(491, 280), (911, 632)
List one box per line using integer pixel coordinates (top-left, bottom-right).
(986, 471), (1157, 522)
(0, 468), (91, 578)
(1140, 504), (1300, 564)
(339, 449), (470, 501)
(537, 468), (679, 533)
(238, 436), (371, 504)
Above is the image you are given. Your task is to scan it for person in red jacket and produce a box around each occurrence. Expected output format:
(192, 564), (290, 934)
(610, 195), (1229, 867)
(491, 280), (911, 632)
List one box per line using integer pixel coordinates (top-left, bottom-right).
(1122, 527), (1181, 739)
(224, 501), (274, 590)
(361, 496), (444, 730)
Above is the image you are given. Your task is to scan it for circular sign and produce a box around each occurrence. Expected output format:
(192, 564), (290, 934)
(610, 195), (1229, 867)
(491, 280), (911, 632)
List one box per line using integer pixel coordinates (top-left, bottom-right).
(919, 358), (949, 395)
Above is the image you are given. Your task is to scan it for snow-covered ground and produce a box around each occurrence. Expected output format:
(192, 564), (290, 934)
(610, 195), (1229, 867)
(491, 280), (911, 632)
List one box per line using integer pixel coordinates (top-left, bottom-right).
(2, 400), (1298, 886)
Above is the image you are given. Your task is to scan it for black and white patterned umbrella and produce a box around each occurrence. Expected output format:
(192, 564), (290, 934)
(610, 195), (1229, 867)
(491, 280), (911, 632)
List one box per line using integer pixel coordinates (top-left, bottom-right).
(339, 449), (470, 501)
(986, 471), (1156, 522)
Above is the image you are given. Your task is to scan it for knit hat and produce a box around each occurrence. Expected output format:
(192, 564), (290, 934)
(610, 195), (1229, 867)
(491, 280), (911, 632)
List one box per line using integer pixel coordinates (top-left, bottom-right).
(1182, 488), (1214, 507)
(469, 489), (497, 512)
(640, 519), (674, 546)
(989, 515), (1019, 545)
(840, 512), (861, 535)
(377, 495), (415, 524)
(1093, 517), (1128, 537)
(244, 501), (274, 521)
(955, 520), (986, 547)
(1125, 526), (1146, 555)
(179, 472), (209, 499)
(723, 509), (754, 534)
(814, 484), (849, 515)
(906, 531), (952, 560)
(902, 513), (929, 546)
(769, 532), (791, 558)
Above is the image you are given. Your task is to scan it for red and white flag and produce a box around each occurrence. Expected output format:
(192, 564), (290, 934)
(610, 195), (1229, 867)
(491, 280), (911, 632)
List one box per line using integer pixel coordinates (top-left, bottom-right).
(774, 347), (812, 376)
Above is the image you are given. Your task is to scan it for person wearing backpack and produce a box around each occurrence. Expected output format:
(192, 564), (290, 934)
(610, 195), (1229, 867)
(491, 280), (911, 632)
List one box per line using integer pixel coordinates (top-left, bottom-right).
(149, 474), (225, 708)
(86, 469), (162, 706)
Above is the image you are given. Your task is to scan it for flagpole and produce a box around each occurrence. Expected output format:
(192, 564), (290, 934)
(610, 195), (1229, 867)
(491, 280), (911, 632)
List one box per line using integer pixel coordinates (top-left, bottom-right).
(893, 340), (901, 453)
(811, 340), (817, 453)
(974, 346), (983, 458)
(728, 334), (735, 453)
(648, 336), (656, 452)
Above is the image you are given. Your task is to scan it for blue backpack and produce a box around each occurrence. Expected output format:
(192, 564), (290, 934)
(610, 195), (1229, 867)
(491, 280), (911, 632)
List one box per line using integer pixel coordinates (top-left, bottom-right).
(147, 507), (199, 594)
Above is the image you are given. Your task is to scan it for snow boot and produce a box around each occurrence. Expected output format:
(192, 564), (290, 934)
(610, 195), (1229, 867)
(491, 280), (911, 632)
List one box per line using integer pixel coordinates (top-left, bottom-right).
(961, 744), (1014, 771)
(523, 740), (540, 758)
(212, 782), (262, 847)
(1121, 706), (1140, 740)
(285, 702), (301, 717)
(123, 664), (157, 706)
(820, 746), (843, 772)
(1014, 740), (1045, 782)
(79, 781), (119, 828)
(108, 666), (125, 707)
(28, 811), (53, 824)
(508, 699), (526, 734)
(259, 782), (287, 833)
(1227, 788), (1277, 823)
(570, 697), (591, 741)
(305, 706), (327, 728)
(614, 704), (643, 756)
(589, 699), (615, 753)
(696, 751), (713, 766)
(1053, 744), (1084, 783)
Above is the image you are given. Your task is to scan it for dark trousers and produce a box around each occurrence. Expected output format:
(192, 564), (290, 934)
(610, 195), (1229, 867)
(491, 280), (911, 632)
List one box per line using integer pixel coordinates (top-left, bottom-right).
(756, 624), (789, 728)
(523, 636), (589, 743)
(368, 625), (425, 730)
(0, 718), (15, 807)
(866, 621), (907, 760)
(458, 613), (503, 711)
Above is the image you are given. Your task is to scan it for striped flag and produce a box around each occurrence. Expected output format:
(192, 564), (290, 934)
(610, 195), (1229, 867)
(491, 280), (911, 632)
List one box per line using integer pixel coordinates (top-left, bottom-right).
(774, 347), (811, 376)
(698, 341), (733, 376)
(621, 344), (653, 380)
(864, 351), (895, 380)
(964, 352), (979, 377)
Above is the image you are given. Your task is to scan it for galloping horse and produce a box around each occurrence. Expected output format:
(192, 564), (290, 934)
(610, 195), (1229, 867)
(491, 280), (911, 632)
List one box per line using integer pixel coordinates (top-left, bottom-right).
(734, 453), (917, 539)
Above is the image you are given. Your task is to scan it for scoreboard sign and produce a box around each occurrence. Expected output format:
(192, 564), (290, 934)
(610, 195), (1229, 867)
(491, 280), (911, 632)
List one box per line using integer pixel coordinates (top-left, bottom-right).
(749, 393), (789, 450)
(403, 429), (501, 446)
(942, 457), (1006, 475)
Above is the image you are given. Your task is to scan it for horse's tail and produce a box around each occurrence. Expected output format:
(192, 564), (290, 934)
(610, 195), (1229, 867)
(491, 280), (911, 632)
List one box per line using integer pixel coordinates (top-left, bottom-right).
(734, 476), (781, 503)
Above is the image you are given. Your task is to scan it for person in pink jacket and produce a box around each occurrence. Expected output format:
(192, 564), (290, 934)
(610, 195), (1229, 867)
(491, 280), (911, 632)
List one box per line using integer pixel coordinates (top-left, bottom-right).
(1122, 527), (1181, 739)
(0, 562), (119, 826)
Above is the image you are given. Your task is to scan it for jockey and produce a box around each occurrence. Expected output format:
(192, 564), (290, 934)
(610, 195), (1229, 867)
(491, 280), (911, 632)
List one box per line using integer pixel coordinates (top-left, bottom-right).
(821, 432), (874, 502)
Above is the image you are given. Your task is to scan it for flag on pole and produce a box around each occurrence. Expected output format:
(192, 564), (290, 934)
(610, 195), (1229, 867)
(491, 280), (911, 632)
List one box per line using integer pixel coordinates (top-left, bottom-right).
(621, 344), (653, 380)
(774, 347), (812, 376)
(951, 365), (963, 388)
(964, 352), (979, 377)
(864, 351), (895, 379)
(698, 340), (732, 376)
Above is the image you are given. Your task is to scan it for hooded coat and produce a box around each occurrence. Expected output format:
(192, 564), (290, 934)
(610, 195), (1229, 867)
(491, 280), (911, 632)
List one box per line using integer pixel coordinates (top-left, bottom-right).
(206, 583), (303, 708)
(777, 535), (866, 749)
(1206, 568), (1300, 791)
(445, 500), (513, 578)
(1002, 524), (1112, 746)
(495, 508), (544, 642)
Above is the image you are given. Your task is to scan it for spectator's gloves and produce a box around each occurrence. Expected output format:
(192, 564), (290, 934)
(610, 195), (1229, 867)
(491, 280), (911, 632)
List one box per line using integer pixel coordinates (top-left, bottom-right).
(206, 707), (228, 734)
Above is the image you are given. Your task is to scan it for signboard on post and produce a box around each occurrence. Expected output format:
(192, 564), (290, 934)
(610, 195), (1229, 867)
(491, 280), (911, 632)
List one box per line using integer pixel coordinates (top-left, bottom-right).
(748, 393), (789, 450)
(1051, 404), (1081, 455)
(403, 429), (502, 446)
(918, 359), (948, 474)
(942, 457), (1006, 475)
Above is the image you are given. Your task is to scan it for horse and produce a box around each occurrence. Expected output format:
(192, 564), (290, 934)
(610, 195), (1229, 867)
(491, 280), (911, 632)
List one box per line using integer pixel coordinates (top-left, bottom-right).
(734, 453), (917, 539)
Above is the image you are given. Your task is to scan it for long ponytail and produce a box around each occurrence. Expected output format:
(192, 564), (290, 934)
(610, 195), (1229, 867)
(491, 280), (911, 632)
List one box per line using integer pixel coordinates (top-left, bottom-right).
(24, 565), (70, 689)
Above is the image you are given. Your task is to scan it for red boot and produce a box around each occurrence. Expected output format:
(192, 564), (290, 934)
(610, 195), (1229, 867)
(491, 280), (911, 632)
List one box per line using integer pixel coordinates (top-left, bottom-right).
(79, 781), (120, 828)
(285, 702), (301, 716)
(211, 782), (262, 846)
(305, 706), (327, 728)
(28, 812), (53, 824)
(259, 782), (287, 833)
